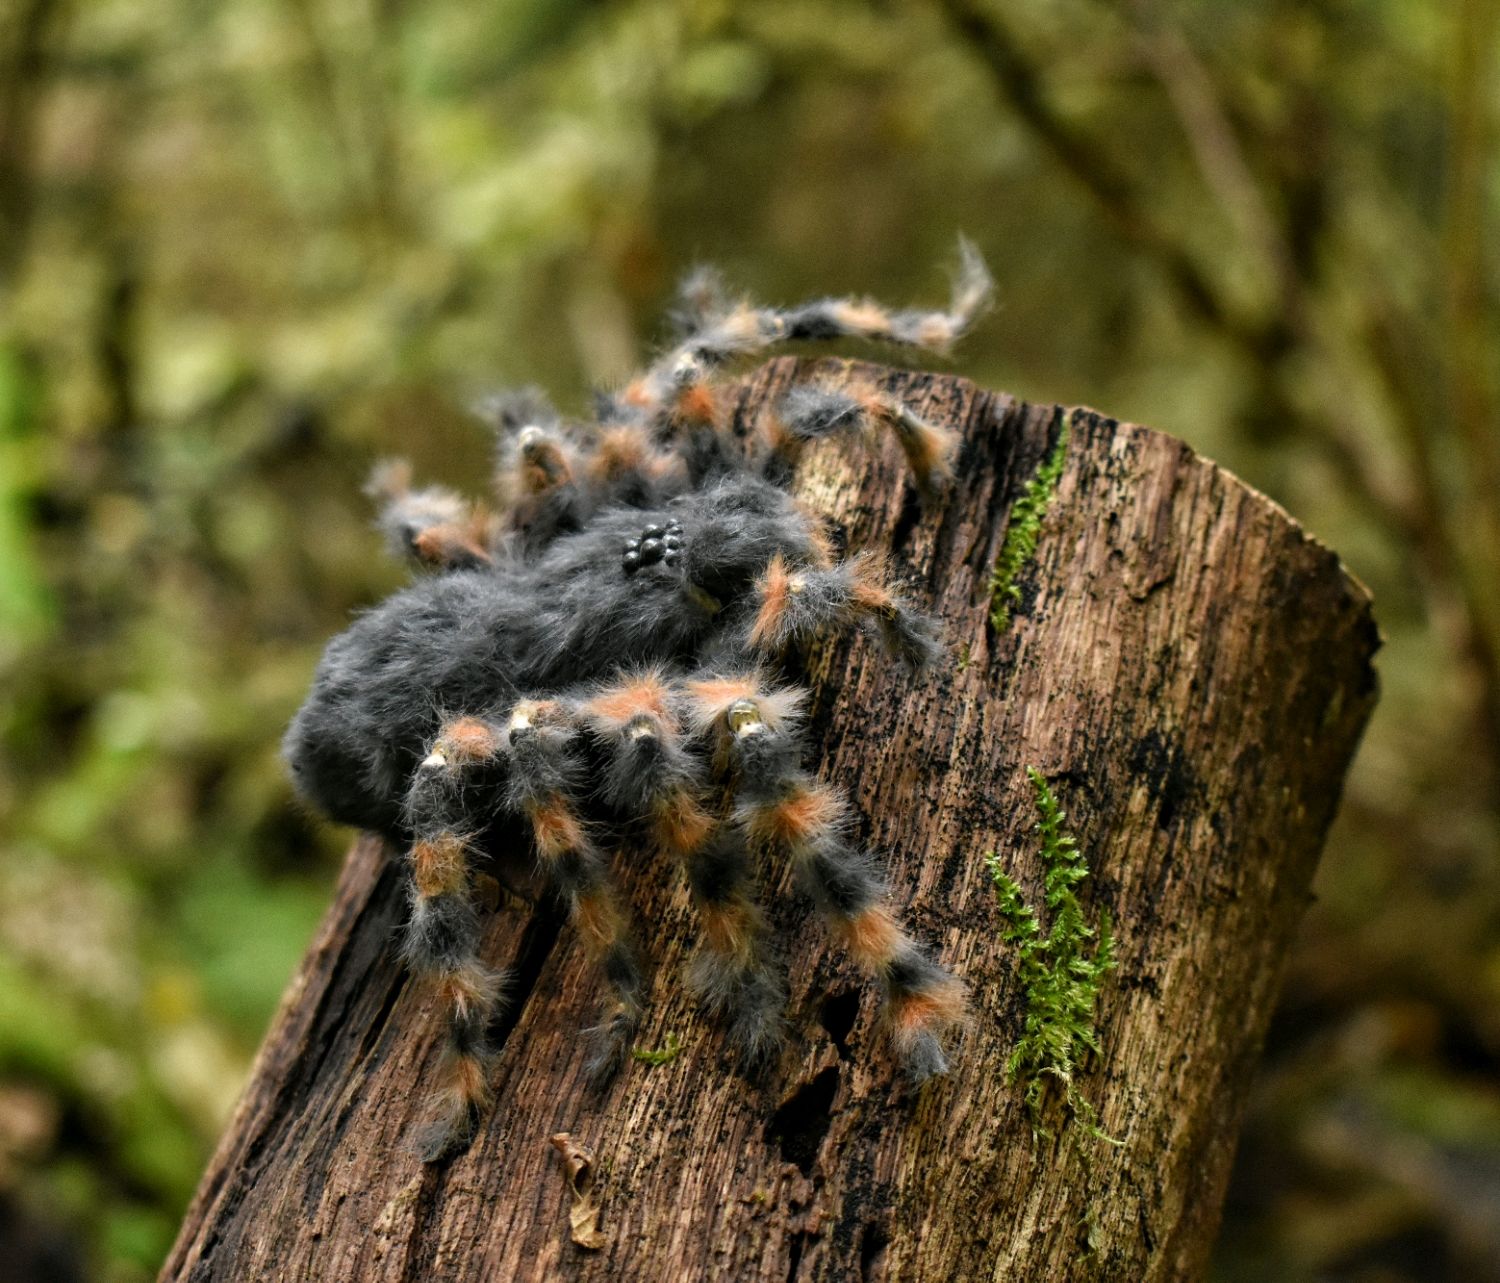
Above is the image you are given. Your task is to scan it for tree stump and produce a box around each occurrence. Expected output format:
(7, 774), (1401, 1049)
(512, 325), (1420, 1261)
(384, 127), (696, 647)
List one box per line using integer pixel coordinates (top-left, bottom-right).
(161, 358), (1378, 1282)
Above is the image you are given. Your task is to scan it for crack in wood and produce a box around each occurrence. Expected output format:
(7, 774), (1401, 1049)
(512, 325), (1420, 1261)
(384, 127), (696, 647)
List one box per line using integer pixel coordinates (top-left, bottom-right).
(858, 1219), (891, 1281)
(768, 1067), (841, 1177)
(818, 990), (859, 1062)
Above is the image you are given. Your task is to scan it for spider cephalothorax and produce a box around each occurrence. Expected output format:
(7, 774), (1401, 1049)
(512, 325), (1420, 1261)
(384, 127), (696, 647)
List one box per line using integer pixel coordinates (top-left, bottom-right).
(284, 244), (992, 1159)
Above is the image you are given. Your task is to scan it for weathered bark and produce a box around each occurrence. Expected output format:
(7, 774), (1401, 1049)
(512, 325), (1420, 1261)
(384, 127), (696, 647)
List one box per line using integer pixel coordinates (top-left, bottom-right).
(162, 358), (1378, 1282)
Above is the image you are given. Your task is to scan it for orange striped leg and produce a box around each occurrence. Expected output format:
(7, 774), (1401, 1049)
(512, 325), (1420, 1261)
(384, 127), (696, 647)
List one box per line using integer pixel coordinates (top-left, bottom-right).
(402, 716), (508, 1160)
(366, 460), (494, 571)
(691, 680), (964, 1082)
(583, 672), (784, 1061)
(502, 699), (642, 1077)
(766, 380), (960, 498)
(497, 423), (585, 553)
(584, 423), (685, 507)
(746, 551), (941, 668)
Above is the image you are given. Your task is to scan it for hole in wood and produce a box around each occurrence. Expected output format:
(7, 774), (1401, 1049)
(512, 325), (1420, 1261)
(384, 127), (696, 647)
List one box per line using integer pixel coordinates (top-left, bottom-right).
(768, 1066), (840, 1176)
(858, 1219), (891, 1280)
(819, 990), (860, 1061)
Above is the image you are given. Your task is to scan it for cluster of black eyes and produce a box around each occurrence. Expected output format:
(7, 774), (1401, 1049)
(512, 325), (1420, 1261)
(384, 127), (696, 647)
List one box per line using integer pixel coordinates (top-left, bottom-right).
(622, 519), (684, 574)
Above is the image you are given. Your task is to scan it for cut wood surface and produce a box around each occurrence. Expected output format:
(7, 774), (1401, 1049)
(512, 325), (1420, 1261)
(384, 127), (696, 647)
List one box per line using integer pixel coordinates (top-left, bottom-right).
(162, 357), (1379, 1282)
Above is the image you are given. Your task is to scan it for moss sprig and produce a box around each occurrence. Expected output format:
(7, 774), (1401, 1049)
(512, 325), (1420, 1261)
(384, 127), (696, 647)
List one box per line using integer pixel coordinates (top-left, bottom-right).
(988, 766), (1118, 1146)
(987, 410), (1071, 632)
(630, 1033), (682, 1066)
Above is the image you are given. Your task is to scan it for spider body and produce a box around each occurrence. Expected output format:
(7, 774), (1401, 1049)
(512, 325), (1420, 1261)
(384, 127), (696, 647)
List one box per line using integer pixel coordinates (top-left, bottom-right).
(284, 246), (991, 1159)
(286, 476), (813, 835)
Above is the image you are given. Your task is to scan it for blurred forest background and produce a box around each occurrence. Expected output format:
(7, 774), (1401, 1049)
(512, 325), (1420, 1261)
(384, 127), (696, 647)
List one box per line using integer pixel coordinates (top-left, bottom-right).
(0, 0), (1496, 1279)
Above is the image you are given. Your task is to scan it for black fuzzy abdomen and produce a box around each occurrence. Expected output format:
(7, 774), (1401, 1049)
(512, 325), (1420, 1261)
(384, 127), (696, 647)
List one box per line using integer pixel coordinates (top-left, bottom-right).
(283, 572), (528, 836)
(282, 551), (710, 837)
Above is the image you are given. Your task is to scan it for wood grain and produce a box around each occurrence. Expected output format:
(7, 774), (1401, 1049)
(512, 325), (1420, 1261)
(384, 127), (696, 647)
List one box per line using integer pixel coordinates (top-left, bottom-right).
(162, 358), (1379, 1282)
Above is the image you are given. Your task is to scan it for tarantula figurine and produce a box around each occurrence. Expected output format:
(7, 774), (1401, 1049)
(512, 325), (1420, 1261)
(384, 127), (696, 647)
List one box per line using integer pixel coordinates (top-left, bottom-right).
(283, 243), (992, 1160)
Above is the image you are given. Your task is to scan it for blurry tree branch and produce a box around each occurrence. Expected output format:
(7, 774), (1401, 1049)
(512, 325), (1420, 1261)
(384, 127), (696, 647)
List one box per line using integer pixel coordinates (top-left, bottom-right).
(938, 0), (1500, 779)
(1443, 0), (1500, 667)
(0, 0), (67, 289)
(936, 0), (1403, 523)
(937, 0), (1241, 340)
(1122, 2), (1474, 634)
(280, 0), (386, 226)
(1126, 4), (1295, 307)
(1363, 294), (1500, 767)
(1445, 0), (1500, 485)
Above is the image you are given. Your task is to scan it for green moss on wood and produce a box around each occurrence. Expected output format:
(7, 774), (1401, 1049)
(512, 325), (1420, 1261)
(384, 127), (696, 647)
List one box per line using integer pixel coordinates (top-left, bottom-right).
(987, 766), (1118, 1146)
(987, 411), (1072, 632)
(631, 1033), (683, 1066)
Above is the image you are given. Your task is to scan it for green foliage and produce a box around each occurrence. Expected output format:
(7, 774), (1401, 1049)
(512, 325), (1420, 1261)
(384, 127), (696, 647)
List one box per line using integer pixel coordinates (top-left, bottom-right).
(630, 1033), (683, 1066)
(988, 767), (1117, 1147)
(987, 412), (1071, 632)
(0, 344), (54, 656)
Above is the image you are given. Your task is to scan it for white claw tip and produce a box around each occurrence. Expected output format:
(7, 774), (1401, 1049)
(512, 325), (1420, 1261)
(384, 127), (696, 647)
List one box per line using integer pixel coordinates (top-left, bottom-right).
(726, 698), (765, 737)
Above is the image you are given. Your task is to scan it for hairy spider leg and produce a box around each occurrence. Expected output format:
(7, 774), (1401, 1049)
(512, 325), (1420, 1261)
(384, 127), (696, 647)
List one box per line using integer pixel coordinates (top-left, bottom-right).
(366, 459), (495, 571)
(636, 237), (994, 414)
(496, 421), (586, 555)
(602, 238), (992, 452)
(474, 384), (561, 444)
(593, 348), (744, 491)
(689, 677), (965, 1083)
(746, 551), (942, 669)
(473, 385), (594, 556)
(405, 242), (988, 561)
(482, 388), (697, 556)
(583, 418), (688, 509)
(582, 670), (785, 1063)
(500, 699), (645, 1080)
(763, 381), (960, 499)
(665, 264), (731, 340)
(402, 715), (509, 1160)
